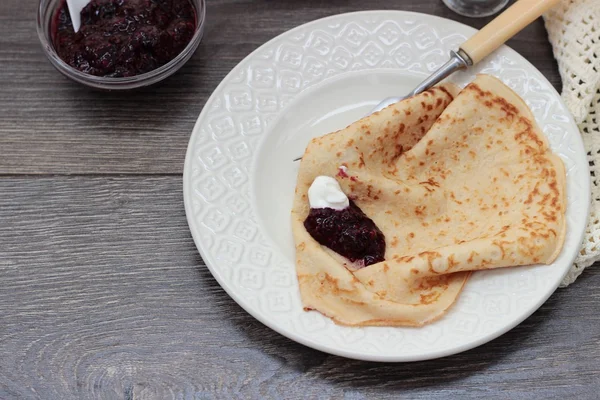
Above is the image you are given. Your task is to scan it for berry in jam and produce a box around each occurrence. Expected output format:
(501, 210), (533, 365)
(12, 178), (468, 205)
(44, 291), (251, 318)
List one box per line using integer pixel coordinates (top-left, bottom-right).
(51, 0), (196, 77)
(304, 201), (386, 267)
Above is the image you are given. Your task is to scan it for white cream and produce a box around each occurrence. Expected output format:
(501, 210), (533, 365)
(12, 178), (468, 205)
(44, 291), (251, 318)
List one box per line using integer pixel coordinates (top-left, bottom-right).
(308, 176), (349, 210)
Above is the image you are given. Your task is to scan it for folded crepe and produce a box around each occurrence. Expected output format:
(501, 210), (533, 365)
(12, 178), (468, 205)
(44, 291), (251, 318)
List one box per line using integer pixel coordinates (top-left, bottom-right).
(291, 74), (566, 327)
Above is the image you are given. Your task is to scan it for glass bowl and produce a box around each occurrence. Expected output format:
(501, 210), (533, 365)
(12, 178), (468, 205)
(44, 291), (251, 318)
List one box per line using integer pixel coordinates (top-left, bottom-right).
(36, 0), (206, 90)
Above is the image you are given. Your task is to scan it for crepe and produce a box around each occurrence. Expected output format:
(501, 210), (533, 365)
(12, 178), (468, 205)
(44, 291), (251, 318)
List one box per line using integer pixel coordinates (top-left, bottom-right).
(291, 75), (566, 327)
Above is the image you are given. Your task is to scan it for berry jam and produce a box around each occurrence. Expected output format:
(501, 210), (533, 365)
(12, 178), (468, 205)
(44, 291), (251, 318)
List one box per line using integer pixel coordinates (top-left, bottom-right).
(304, 202), (386, 267)
(52, 0), (196, 77)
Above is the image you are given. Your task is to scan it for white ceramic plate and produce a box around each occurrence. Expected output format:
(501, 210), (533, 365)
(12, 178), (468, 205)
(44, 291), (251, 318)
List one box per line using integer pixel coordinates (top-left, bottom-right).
(183, 11), (589, 361)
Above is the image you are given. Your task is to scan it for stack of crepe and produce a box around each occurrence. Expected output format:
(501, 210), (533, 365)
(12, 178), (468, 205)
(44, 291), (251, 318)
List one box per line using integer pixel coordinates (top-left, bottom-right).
(291, 74), (566, 327)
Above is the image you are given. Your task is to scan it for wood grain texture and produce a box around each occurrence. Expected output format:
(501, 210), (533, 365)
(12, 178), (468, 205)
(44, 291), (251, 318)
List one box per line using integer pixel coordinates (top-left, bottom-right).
(0, 177), (599, 400)
(0, 0), (558, 174)
(1, 0), (598, 399)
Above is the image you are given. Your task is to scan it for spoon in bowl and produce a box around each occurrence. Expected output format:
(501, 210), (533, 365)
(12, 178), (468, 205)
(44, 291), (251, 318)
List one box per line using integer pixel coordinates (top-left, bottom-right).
(293, 0), (560, 161)
(66, 0), (90, 33)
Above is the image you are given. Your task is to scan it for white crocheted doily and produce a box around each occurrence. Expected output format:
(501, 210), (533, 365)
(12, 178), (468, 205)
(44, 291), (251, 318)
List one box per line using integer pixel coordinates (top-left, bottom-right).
(544, 0), (599, 286)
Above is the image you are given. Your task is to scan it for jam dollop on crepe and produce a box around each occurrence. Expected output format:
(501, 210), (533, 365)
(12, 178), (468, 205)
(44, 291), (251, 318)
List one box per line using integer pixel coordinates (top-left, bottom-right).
(304, 200), (385, 268)
(291, 75), (566, 327)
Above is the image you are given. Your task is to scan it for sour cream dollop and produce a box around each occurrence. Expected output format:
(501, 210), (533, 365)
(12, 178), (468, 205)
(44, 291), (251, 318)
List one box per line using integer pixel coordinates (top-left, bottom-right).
(308, 176), (349, 210)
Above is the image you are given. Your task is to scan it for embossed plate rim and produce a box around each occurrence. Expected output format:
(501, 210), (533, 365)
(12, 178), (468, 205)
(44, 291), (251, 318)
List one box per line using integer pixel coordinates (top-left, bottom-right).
(183, 10), (590, 362)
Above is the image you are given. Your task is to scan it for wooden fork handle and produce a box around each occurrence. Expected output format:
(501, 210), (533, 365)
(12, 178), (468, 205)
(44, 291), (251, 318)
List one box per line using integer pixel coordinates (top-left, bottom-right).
(460, 0), (561, 65)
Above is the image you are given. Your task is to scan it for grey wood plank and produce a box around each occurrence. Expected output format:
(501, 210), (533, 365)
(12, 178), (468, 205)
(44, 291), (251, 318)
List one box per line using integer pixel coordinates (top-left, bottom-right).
(0, 177), (598, 399)
(0, 0), (559, 174)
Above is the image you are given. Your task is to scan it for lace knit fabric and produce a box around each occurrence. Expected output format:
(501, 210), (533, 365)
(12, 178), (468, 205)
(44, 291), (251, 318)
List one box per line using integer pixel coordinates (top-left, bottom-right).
(544, 0), (600, 286)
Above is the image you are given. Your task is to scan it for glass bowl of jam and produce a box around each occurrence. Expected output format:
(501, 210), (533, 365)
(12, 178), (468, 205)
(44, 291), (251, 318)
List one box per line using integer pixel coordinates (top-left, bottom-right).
(37, 0), (205, 90)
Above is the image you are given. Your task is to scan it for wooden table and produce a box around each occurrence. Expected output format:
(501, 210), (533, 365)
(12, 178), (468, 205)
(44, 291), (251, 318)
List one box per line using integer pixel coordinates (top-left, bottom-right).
(1, 1), (599, 398)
